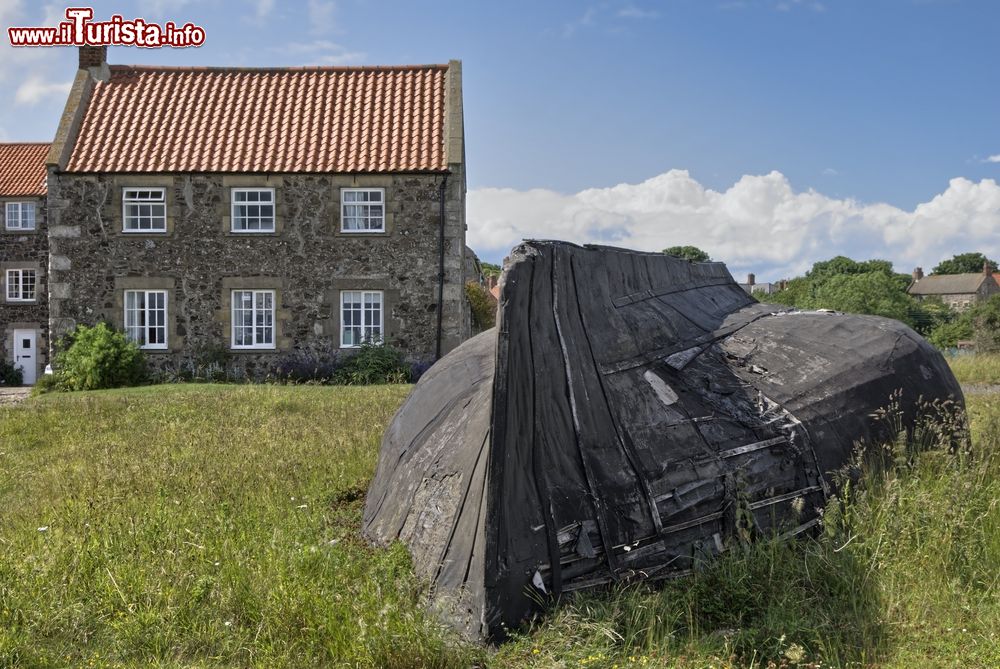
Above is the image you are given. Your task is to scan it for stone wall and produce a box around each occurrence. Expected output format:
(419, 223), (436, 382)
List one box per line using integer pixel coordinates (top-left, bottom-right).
(46, 169), (467, 375)
(0, 196), (48, 381)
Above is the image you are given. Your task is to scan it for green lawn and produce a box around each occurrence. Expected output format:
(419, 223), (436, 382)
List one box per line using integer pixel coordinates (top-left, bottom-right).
(1, 384), (998, 668)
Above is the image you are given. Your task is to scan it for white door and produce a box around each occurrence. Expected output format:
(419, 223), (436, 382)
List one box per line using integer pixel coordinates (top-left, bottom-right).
(12, 329), (37, 385)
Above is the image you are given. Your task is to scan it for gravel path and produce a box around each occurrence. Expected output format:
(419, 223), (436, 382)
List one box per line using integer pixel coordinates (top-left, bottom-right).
(961, 383), (1000, 395)
(0, 388), (31, 406)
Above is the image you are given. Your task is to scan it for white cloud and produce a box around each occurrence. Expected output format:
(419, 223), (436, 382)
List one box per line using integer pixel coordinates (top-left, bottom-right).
(986, 155), (1000, 163)
(135, 0), (194, 18)
(277, 40), (365, 65)
(618, 5), (660, 19)
(256, 0), (276, 19)
(822, 167), (839, 176)
(307, 0), (337, 35)
(468, 170), (1000, 280)
(15, 75), (72, 105)
(563, 7), (597, 37)
(775, 0), (826, 10)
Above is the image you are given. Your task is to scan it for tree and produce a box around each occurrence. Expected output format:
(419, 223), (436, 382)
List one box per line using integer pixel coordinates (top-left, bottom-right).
(931, 252), (998, 275)
(663, 245), (711, 262)
(769, 256), (917, 326)
(810, 272), (915, 324)
(465, 281), (497, 333)
(971, 294), (1000, 352)
(480, 261), (501, 278)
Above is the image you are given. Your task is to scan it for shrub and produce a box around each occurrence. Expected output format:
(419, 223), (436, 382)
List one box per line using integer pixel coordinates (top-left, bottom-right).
(0, 359), (23, 386)
(333, 342), (411, 385)
(270, 351), (339, 384)
(31, 372), (60, 395)
(465, 281), (496, 333)
(52, 322), (148, 391)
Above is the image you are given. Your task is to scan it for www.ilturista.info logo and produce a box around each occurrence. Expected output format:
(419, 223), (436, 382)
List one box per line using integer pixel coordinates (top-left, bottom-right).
(7, 7), (205, 48)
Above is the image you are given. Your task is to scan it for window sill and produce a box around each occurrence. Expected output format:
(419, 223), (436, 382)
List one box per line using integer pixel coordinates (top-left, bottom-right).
(2, 228), (38, 234)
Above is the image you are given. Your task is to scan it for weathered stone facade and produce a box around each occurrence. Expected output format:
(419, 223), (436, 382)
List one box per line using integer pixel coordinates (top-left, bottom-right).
(46, 170), (467, 375)
(0, 196), (49, 381)
(933, 282), (999, 311)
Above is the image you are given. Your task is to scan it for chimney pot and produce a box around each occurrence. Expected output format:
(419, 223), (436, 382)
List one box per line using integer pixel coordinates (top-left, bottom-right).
(79, 45), (107, 70)
(913, 267), (924, 281)
(747, 273), (756, 286)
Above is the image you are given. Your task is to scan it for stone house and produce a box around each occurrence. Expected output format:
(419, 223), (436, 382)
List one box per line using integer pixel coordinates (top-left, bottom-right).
(42, 46), (468, 378)
(0, 143), (49, 385)
(907, 265), (999, 311)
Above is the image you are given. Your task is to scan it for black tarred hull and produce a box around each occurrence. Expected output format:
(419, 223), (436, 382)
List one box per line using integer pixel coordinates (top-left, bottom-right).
(363, 241), (964, 642)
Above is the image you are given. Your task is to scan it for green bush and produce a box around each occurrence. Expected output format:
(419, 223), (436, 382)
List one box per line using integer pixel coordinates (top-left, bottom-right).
(52, 322), (149, 391)
(0, 359), (24, 386)
(333, 341), (411, 385)
(465, 280), (497, 333)
(31, 373), (60, 395)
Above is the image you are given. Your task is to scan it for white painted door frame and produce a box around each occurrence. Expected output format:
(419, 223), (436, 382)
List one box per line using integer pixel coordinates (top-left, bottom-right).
(12, 329), (37, 385)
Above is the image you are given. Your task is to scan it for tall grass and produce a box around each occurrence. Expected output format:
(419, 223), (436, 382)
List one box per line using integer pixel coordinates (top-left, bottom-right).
(0, 385), (482, 668)
(1, 384), (998, 668)
(948, 353), (1000, 386)
(495, 394), (999, 668)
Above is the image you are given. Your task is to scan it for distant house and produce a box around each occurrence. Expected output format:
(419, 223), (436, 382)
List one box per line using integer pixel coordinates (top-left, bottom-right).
(1, 142), (49, 385)
(737, 273), (782, 296)
(907, 265), (999, 311)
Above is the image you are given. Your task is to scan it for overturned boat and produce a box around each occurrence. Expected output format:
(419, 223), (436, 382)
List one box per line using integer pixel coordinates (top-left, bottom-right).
(362, 241), (964, 642)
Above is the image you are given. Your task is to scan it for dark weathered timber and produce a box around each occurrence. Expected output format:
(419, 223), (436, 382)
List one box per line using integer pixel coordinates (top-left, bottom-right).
(362, 241), (965, 643)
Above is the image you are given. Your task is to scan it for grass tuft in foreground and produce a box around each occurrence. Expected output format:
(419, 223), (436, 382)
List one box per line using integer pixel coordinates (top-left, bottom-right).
(1, 384), (998, 668)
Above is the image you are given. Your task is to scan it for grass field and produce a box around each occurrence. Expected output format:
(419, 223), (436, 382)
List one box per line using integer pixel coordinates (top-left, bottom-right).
(0, 383), (997, 668)
(948, 353), (1000, 386)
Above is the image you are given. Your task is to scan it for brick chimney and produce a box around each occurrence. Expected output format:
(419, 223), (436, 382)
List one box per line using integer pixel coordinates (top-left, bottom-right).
(79, 45), (107, 69)
(985, 261), (993, 277)
(746, 273), (756, 287)
(912, 267), (924, 281)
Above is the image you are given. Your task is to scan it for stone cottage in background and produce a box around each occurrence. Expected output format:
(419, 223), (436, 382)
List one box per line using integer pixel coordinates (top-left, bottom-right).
(42, 46), (468, 376)
(907, 264), (999, 311)
(0, 143), (49, 385)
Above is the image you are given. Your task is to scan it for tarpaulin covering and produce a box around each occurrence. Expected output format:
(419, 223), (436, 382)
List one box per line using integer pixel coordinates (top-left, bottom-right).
(363, 241), (964, 642)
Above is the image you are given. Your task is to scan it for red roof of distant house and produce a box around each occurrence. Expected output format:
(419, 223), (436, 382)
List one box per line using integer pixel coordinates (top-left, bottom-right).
(0, 143), (49, 196)
(65, 64), (450, 174)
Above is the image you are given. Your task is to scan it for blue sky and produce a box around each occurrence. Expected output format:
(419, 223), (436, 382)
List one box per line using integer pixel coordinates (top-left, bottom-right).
(2, 0), (999, 277)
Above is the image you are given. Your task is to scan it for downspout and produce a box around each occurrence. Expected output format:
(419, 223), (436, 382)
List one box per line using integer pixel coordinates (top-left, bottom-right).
(436, 173), (449, 360)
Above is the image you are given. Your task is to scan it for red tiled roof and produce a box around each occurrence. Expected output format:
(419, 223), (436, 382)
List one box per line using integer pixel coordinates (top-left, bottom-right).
(65, 64), (449, 174)
(0, 143), (49, 196)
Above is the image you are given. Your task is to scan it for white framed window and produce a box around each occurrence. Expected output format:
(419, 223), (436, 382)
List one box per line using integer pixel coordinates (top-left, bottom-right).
(231, 290), (275, 349)
(122, 188), (167, 232)
(341, 188), (385, 232)
(124, 289), (168, 349)
(5, 202), (36, 230)
(231, 188), (275, 232)
(6, 269), (37, 302)
(341, 290), (383, 348)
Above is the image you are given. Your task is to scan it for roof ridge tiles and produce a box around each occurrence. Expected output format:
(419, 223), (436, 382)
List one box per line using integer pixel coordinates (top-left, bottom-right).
(109, 63), (448, 74)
